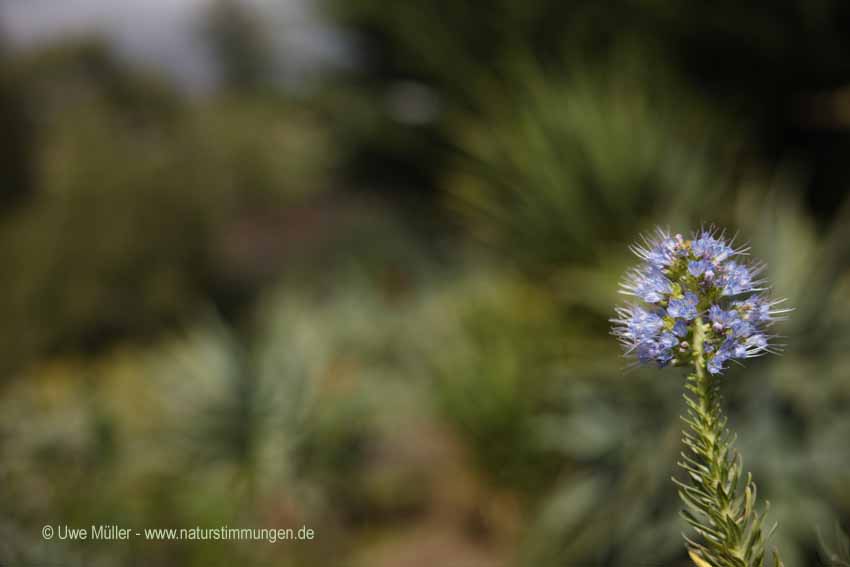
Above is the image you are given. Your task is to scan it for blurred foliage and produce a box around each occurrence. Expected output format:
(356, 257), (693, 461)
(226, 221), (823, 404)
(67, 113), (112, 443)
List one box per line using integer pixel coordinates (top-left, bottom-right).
(323, 0), (850, 218)
(445, 56), (745, 271)
(819, 524), (850, 566)
(0, 40), (334, 373)
(0, 55), (36, 212)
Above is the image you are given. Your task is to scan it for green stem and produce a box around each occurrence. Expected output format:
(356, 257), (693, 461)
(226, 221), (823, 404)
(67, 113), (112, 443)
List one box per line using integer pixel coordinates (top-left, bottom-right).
(691, 318), (714, 434)
(677, 318), (777, 567)
(691, 319), (723, 503)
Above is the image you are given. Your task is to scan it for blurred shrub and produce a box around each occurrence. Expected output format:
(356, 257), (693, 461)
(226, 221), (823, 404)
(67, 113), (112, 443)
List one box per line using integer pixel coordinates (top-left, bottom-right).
(324, 0), (653, 105)
(320, 0), (624, 219)
(424, 274), (565, 493)
(325, 0), (850, 221)
(445, 58), (745, 271)
(0, 40), (334, 374)
(0, 227), (444, 566)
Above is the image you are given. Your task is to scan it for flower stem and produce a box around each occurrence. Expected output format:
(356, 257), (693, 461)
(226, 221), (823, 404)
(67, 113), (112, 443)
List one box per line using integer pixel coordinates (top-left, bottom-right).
(676, 318), (778, 567)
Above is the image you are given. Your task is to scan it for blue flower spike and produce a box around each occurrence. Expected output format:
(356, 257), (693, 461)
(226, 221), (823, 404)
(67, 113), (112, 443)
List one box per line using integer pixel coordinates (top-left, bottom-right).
(612, 226), (791, 567)
(612, 227), (790, 373)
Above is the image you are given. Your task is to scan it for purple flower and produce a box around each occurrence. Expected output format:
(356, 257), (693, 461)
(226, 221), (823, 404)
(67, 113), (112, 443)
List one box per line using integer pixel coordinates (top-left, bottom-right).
(667, 292), (699, 321)
(659, 332), (679, 349)
(707, 353), (727, 375)
(688, 260), (710, 277)
(732, 296), (791, 325)
(621, 266), (672, 304)
(692, 233), (733, 263)
(708, 305), (737, 331)
(629, 228), (678, 268)
(730, 319), (755, 338)
(745, 334), (768, 352)
(613, 226), (789, 374)
(611, 305), (674, 367)
(720, 262), (756, 296)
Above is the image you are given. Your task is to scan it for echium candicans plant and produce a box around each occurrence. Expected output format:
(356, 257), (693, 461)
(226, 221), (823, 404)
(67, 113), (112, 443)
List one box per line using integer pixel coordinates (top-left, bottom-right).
(611, 227), (791, 567)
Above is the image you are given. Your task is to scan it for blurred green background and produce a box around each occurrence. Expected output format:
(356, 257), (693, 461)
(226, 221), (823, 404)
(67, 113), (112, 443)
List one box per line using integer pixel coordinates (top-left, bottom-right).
(1, 1), (849, 566)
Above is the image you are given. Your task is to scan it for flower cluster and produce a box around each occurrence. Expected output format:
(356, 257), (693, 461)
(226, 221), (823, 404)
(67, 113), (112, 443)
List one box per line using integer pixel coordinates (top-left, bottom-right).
(611, 227), (789, 373)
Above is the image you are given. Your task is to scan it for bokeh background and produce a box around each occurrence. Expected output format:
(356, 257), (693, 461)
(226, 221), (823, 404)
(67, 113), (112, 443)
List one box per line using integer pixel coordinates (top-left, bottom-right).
(1, 1), (849, 566)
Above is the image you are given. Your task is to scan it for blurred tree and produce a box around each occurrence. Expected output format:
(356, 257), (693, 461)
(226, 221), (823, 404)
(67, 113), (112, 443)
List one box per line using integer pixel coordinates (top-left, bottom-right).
(0, 40), (334, 375)
(0, 52), (36, 213)
(319, 0), (655, 207)
(202, 0), (275, 92)
(323, 0), (850, 224)
(16, 40), (183, 124)
(647, 0), (850, 220)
